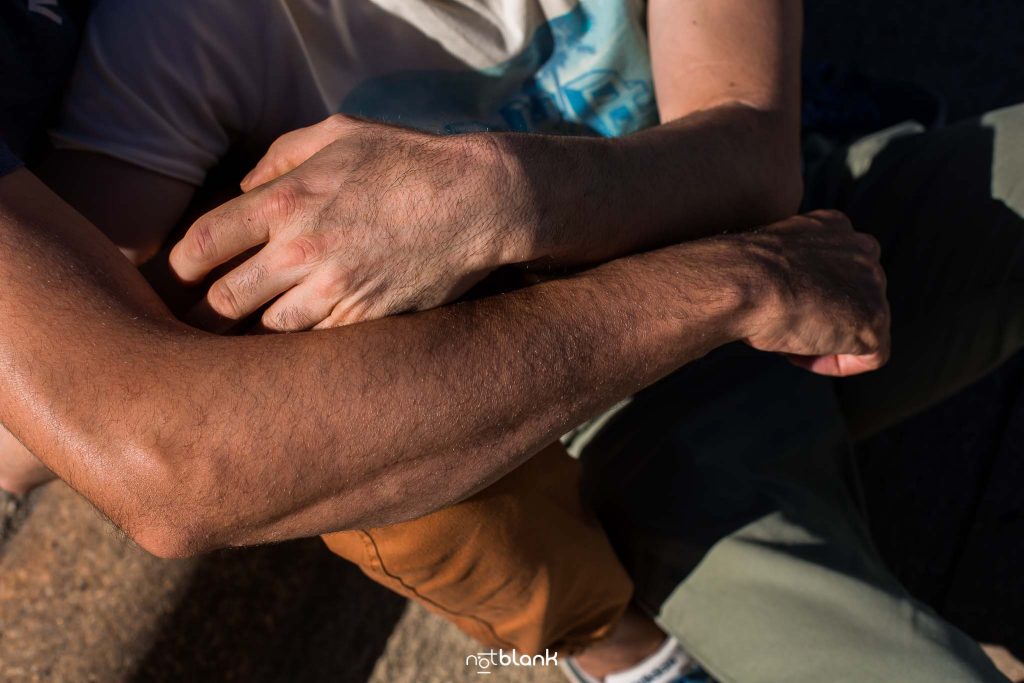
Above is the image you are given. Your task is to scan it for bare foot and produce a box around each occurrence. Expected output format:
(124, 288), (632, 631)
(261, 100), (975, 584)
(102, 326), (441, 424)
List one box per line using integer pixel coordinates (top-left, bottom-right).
(572, 604), (668, 679)
(0, 424), (54, 495)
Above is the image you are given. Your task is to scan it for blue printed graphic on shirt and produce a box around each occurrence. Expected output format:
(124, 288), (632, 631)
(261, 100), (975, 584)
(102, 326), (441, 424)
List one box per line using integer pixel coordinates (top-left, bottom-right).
(341, 0), (657, 138)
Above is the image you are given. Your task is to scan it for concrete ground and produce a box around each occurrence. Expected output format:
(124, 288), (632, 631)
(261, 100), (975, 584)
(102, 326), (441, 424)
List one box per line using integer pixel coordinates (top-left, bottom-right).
(2, 2), (1023, 682)
(0, 483), (561, 682)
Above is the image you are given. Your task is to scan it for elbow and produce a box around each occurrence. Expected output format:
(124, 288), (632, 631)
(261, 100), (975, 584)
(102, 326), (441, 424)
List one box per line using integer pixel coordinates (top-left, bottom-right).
(129, 519), (210, 560)
(103, 442), (221, 559)
(123, 499), (217, 560)
(125, 494), (221, 559)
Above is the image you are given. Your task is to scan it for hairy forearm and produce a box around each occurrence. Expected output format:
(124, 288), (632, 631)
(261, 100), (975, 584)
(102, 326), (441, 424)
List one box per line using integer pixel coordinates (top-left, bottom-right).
(493, 102), (802, 268)
(0, 170), (180, 514)
(150, 243), (752, 551)
(0, 169), (757, 556)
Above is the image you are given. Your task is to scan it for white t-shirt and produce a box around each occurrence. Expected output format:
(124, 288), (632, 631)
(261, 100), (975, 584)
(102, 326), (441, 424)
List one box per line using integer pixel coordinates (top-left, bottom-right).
(52, 0), (657, 186)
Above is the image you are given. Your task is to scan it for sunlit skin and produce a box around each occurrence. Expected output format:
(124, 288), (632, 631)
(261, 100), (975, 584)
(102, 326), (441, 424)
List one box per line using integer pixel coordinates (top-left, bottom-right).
(168, 0), (806, 333)
(0, 426), (51, 495)
(0, 172), (886, 676)
(0, 1), (882, 677)
(0, 166), (886, 552)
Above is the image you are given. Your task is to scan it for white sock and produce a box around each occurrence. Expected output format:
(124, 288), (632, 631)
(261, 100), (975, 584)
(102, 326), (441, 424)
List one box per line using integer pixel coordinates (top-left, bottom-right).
(567, 636), (696, 683)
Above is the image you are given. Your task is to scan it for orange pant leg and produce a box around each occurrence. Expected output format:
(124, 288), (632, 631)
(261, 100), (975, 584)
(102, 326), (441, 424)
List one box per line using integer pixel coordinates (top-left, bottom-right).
(321, 442), (633, 654)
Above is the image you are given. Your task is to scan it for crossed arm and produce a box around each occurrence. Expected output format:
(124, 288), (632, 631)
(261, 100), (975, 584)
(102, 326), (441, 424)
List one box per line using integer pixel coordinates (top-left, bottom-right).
(0, 167), (887, 558)
(0, 0), (854, 557)
(0, 167), (745, 557)
(162, 0), (804, 331)
(39, 1), (803, 330)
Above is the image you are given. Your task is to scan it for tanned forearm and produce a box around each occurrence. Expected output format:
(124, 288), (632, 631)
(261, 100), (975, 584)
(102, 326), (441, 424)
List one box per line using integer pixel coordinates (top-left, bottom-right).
(0, 169), (756, 557)
(489, 0), (803, 268)
(166, 0), (802, 335)
(492, 103), (802, 268)
(1, 168), (888, 559)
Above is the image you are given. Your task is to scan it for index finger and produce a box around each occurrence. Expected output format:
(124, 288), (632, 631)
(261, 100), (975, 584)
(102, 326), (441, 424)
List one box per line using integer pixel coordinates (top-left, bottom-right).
(169, 190), (273, 284)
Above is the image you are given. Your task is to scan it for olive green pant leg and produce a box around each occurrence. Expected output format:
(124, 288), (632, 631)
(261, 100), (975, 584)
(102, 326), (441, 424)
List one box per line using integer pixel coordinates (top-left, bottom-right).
(809, 104), (1024, 438)
(575, 346), (1005, 683)
(573, 104), (1024, 683)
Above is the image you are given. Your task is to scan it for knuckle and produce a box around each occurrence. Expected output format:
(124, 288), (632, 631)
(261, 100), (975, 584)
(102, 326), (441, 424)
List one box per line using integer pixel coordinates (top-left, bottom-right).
(874, 269), (888, 294)
(264, 180), (304, 220)
(317, 262), (354, 296)
(336, 301), (371, 326)
(281, 234), (326, 269)
(188, 219), (217, 261)
(857, 233), (882, 258)
(257, 150), (284, 177)
(863, 327), (881, 350)
(318, 301), (350, 329)
(852, 331), (878, 357)
(264, 135), (287, 159)
(208, 280), (244, 319)
(807, 209), (852, 230)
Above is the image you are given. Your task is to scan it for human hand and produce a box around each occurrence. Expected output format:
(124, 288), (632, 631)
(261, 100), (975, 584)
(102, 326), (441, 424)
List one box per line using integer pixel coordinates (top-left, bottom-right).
(169, 115), (524, 331)
(735, 210), (890, 377)
(0, 423), (54, 496)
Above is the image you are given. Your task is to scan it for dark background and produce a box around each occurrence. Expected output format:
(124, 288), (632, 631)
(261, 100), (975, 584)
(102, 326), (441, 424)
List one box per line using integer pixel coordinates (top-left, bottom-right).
(805, 0), (1024, 656)
(805, 1), (1024, 122)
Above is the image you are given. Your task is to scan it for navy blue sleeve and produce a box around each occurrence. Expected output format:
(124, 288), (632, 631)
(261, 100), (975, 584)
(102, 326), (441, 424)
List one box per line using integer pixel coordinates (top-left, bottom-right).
(0, 141), (24, 177)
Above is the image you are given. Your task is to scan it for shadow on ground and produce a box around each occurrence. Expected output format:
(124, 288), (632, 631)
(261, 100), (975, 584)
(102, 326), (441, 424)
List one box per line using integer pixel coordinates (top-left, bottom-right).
(128, 541), (406, 683)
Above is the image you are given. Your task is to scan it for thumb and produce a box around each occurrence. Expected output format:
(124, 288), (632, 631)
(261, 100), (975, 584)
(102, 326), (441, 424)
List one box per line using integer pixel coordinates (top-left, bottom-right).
(241, 116), (348, 191)
(786, 352), (885, 377)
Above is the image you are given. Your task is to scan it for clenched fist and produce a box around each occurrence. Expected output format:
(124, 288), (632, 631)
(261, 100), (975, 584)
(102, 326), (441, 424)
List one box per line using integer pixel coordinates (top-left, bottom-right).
(735, 210), (890, 376)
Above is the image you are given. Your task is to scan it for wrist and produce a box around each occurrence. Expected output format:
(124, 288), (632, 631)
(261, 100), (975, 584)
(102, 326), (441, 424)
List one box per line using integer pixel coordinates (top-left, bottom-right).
(680, 234), (777, 344)
(461, 133), (537, 269)
(714, 233), (786, 343)
(467, 132), (624, 269)
(587, 237), (764, 354)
